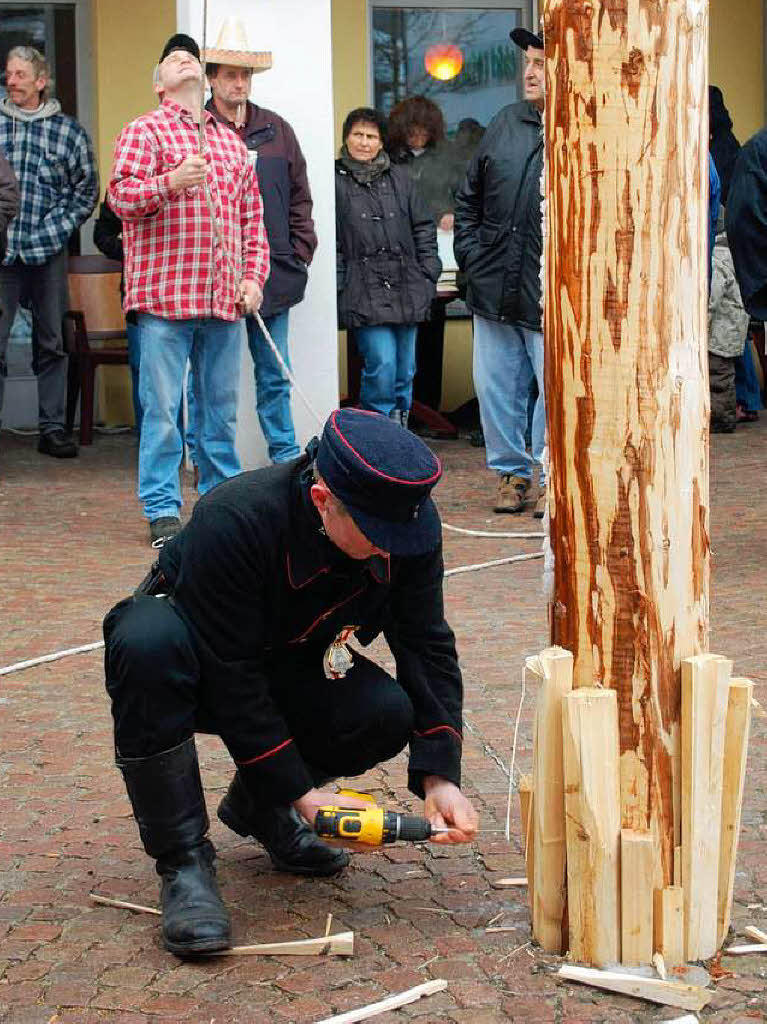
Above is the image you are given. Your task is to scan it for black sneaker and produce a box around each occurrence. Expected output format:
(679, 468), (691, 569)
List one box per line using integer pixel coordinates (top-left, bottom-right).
(37, 430), (78, 458)
(149, 516), (182, 549)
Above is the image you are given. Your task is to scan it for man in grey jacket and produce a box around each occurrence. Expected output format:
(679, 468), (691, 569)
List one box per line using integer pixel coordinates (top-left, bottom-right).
(454, 27), (546, 516)
(0, 46), (98, 457)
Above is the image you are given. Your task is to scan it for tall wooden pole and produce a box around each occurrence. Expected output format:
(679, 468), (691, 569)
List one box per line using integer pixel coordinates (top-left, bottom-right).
(542, 0), (710, 889)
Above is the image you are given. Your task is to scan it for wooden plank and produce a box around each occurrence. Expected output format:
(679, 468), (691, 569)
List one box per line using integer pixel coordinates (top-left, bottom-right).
(674, 846), (682, 887)
(519, 774), (534, 914)
(717, 678), (753, 946)
(315, 979), (447, 1023)
(653, 887), (684, 967)
(681, 654), (731, 960)
(724, 943), (767, 955)
(557, 965), (713, 1011)
(531, 647), (573, 954)
(490, 877), (528, 888)
(562, 687), (621, 965)
(621, 830), (654, 964)
(745, 925), (767, 944)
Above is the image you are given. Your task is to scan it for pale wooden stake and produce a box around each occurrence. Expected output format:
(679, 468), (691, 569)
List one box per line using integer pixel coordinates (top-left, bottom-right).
(745, 925), (767, 944)
(518, 774), (534, 913)
(206, 931), (354, 957)
(562, 688), (621, 965)
(621, 830), (654, 964)
(89, 893), (161, 915)
(491, 877), (528, 888)
(315, 978), (447, 1023)
(717, 678), (753, 946)
(674, 846), (682, 887)
(558, 965), (712, 1012)
(724, 943), (767, 955)
(652, 952), (667, 980)
(653, 887), (684, 967)
(531, 647), (573, 954)
(681, 655), (731, 959)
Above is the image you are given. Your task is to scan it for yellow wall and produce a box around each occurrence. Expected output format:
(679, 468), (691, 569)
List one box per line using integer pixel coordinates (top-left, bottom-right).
(710, 0), (764, 142)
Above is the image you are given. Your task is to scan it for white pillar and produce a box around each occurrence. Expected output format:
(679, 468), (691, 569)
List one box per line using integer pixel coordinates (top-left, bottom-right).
(178, 0), (338, 468)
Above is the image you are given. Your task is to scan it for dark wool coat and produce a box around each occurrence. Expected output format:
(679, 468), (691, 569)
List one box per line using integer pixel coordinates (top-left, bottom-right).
(157, 458), (463, 806)
(0, 150), (19, 260)
(335, 161), (441, 329)
(453, 101), (543, 330)
(206, 99), (317, 319)
(726, 127), (767, 319)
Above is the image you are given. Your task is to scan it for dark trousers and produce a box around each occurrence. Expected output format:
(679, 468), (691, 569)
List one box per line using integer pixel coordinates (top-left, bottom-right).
(0, 250), (70, 433)
(413, 298), (447, 410)
(104, 595), (414, 796)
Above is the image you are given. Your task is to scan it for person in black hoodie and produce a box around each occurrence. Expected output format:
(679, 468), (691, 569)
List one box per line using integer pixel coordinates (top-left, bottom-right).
(709, 86), (740, 207)
(336, 107), (441, 427)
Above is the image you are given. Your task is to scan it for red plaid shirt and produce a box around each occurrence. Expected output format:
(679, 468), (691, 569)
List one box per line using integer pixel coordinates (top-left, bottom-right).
(109, 99), (269, 322)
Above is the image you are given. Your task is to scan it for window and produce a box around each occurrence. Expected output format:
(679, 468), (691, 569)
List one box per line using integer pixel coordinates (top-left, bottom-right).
(371, 5), (527, 131)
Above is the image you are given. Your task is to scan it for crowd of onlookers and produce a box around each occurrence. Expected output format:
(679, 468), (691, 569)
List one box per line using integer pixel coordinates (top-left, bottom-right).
(0, 24), (764, 547)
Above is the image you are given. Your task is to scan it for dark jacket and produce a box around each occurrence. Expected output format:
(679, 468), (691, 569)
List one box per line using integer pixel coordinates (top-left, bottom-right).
(335, 160), (441, 328)
(206, 99), (317, 319)
(158, 457), (463, 806)
(710, 86), (740, 207)
(0, 150), (19, 260)
(390, 140), (466, 223)
(453, 101), (543, 329)
(93, 195), (137, 324)
(726, 128), (767, 319)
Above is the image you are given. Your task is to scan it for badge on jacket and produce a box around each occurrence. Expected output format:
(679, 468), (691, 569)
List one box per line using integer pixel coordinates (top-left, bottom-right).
(323, 626), (359, 680)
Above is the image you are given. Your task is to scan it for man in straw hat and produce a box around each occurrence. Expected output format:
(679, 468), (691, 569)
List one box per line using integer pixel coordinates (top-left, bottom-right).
(108, 33), (270, 548)
(104, 408), (478, 955)
(204, 18), (317, 464)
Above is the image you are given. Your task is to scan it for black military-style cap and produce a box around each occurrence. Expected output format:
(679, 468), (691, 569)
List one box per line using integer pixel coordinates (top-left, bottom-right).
(159, 33), (201, 65)
(510, 27), (543, 50)
(316, 408), (443, 557)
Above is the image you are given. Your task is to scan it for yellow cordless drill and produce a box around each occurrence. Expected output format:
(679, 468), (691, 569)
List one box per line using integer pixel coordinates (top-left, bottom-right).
(314, 790), (448, 846)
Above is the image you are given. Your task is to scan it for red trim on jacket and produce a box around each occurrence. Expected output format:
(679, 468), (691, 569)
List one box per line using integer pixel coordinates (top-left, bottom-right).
(237, 737), (294, 765)
(414, 724), (463, 743)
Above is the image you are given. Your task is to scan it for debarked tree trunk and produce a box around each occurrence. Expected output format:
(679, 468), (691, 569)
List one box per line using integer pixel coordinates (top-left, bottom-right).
(542, 0), (710, 889)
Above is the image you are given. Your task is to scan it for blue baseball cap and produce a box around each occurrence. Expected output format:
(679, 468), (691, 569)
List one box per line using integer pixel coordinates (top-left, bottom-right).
(316, 409), (443, 556)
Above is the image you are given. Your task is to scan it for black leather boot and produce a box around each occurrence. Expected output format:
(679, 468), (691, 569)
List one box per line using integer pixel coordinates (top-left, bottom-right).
(116, 738), (231, 956)
(217, 771), (349, 876)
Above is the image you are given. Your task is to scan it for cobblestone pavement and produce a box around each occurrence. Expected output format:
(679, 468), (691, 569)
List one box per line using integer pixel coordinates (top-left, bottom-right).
(1, 423), (765, 1024)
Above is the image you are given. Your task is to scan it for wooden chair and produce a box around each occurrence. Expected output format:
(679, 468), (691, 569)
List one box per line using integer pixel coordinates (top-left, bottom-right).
(64, 254), (128, 445)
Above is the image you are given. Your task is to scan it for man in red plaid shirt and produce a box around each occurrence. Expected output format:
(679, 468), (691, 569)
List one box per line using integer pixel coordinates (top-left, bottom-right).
(109, 33), (269, 548)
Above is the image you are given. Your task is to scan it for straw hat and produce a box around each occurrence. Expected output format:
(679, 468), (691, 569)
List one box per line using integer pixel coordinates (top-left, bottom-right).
(203, 17), (272, 72)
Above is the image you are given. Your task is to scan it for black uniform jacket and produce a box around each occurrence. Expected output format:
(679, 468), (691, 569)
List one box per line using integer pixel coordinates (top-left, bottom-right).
(206, 99), (318, 319)
(158, 457), (463, 806)
(453, 101), (543, 329)
(726, 127), (767, 319)
(335, 160), (441, 329)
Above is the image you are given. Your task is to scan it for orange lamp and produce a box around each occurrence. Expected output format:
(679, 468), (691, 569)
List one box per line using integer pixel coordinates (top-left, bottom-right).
(424, 43), (463, 81)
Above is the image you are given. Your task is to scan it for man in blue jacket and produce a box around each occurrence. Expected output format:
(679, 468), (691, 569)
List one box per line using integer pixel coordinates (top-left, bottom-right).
(205, 22), (317, 463)
(454, 27), (546, 517)
(0, 46), (98, 457)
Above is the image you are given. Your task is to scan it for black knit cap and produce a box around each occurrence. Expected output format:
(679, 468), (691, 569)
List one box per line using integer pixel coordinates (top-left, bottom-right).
(316, 409), (443, 556)
(510, 27), (543, 50)
(159, 33), (201, 64)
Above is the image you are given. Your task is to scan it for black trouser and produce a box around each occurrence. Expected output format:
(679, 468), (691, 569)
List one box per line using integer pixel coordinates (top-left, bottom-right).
(103, 595), (414, 793)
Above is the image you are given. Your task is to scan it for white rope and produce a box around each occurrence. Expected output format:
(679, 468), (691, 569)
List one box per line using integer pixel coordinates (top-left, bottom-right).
(0, 641), (105, 677)
(444, 551), (543, 578)
(504, 662), (528, 843)
(442, 523), (544, 539)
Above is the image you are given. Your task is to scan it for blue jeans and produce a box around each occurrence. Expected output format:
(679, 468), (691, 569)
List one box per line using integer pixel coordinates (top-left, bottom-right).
(126, 319), (142, 436)
(735, 341), (763, 412)
(473, 315), (545, 484)
(137, 313), (242, 522)
(354, 324), (417, 417)
(247, 310), (299, 462)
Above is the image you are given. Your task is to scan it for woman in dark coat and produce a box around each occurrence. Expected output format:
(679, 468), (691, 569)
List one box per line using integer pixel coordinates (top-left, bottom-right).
(336, 107), (441, 426)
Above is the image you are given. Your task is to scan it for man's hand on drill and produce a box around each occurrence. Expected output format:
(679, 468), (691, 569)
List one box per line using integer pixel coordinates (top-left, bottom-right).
(423, 775), (478, 844)
(293, 787), (374, 850)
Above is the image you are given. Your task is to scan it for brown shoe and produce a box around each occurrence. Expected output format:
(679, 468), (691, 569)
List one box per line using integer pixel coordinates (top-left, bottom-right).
(494, 474), (530, 513)
(533, 485), (547, 519)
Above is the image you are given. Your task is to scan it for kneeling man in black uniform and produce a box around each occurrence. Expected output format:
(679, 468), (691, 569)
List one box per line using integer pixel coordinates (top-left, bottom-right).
(104, 408), (478, 955)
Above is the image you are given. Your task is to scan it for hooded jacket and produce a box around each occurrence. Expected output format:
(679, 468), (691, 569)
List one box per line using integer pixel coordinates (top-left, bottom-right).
(0, 150), (19, 260)
(335, 156), (441, 329)
(453, 101), (543, 329)
(206, 99), (317, 319)
(709, 226), (749, 358)
(0, 97), (98, 265)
